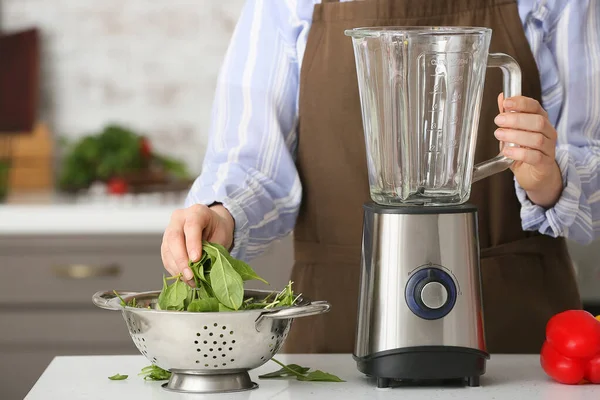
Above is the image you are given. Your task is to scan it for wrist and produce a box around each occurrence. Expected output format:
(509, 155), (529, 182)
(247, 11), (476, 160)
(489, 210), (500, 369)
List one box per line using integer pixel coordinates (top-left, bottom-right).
(209, 203), (235, 250)
(526, 162), (563, 209)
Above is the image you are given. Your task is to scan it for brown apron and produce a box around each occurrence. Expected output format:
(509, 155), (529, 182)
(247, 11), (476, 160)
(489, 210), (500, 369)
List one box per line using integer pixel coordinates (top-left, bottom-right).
(285, 0), (582, 355)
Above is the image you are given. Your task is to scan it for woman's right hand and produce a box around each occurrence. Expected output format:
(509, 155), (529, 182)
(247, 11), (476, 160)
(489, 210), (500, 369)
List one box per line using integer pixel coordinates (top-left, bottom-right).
(161, 203), (235, 283)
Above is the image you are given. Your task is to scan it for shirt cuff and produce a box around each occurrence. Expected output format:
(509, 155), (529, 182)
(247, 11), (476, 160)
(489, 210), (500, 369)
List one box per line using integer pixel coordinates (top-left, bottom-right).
(185, 184), (251, 261)
(515, 147), (582, 237)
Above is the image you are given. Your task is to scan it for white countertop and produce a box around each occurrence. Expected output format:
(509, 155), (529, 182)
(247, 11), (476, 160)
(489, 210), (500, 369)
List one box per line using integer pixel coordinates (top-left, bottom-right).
(0, 204), (174, 234)
(0, 191), (183, 235)
(24, 354), (600, 400)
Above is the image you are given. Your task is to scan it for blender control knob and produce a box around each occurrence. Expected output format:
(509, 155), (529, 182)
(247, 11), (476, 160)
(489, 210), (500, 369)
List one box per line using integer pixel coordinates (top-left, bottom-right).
(405, 266), (457, 320)
(420, 281), (448, 310)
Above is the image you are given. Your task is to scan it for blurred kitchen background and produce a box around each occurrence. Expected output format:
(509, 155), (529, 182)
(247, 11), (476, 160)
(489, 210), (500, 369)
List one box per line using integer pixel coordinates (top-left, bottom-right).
(0, 1), (293, 399)
(0, 1), (598, 399)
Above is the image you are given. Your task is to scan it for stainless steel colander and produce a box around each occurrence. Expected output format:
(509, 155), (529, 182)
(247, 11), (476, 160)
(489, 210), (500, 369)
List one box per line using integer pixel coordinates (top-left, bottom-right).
(92, 289), (330, 393)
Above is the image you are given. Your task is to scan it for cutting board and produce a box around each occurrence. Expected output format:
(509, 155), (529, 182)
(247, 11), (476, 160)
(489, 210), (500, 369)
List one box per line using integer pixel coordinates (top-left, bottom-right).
(8, 122), (54, 190)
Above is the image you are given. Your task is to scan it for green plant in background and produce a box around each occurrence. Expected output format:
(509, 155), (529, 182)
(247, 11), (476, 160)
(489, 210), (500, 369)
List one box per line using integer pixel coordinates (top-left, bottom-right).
(58, 124), (190, 191)
(0, 160), (9, 201)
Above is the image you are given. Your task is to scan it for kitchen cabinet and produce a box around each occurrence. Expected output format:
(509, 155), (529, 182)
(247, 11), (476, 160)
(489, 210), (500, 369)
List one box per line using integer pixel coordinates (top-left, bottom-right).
(0, 233), (293, 400)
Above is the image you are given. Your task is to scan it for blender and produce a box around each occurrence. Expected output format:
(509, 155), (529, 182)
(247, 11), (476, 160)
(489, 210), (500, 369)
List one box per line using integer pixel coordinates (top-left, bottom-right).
(344, 27), (522, 387)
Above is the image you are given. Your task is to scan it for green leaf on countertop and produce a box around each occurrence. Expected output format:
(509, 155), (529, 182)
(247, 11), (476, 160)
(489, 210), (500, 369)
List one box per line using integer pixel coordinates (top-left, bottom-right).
(259, 358), (344, 383)
(108, 373), (128, 380)
(139, 365), (171, 381)
(297, 370), (345, 382)
(258, 364), (310, 379)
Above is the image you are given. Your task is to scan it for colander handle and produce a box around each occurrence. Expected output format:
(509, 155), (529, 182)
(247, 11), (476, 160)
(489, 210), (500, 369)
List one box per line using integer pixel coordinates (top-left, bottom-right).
(255, 301), (331, 329)
(92, 290), (137, 311)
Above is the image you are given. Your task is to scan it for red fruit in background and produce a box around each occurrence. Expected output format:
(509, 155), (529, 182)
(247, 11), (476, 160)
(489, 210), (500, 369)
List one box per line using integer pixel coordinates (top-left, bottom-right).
(585, 355), (600, 384)
(140, 137), (152, 158)
(540, 341), (585, 385)
(546, 310), (600, 359)
(107, 178), (128, 195)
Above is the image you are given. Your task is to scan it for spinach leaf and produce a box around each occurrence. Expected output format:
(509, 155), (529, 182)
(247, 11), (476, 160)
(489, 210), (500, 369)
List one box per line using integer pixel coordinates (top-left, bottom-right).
(108, 373), (128, 380)
(113, 291), (127, 307)
(259, 358), (344, 383)
(226, 256), (268, 284)
(203, 243), (219, 265)
(204, 242), (268, 284)
(258, 364), (310, 379)
(139, 365), (171, 381)
(113, 290), (137, 308)
(189, 258), (209, 284)
(162, 278), (189, 310)
(184, 286), (195, 309)
(209, 250), (244, 310)
(157, 275), (169, 310)
(218, 303), (234, 312)
(197, 281), (213, 299)
(187, 298), (220, 312)
(297, 370), (345, 382)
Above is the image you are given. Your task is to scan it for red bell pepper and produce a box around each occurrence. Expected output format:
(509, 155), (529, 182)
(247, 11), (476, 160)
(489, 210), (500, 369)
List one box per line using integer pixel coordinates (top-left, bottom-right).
(107, 177), (129, 195)
(540, 310), (600, 384)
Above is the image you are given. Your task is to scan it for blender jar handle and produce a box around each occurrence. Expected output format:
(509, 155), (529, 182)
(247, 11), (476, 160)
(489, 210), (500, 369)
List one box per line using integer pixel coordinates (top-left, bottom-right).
(472, 53), (522, 183)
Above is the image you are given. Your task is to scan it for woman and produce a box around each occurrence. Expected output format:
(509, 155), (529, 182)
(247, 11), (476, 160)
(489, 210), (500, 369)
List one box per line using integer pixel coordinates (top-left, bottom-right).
(161, 0), (600, 354)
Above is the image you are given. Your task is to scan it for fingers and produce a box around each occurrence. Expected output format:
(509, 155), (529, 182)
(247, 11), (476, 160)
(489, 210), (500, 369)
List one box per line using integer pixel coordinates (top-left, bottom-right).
(497, 93), (505, 113)
(502, 146), (554, 166)
(163, 209), (194, 281)
(161, 205), (216, 284)
(494, 128), (554, 157)
(161, 242), (177, 277)
(184, 204), (210, 263)
(502, 95), (548, 117)
(494, 112), (556, 140)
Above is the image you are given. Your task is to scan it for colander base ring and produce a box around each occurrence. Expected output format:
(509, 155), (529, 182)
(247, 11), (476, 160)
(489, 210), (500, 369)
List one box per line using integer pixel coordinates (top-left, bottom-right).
(161, 371), (258, 394)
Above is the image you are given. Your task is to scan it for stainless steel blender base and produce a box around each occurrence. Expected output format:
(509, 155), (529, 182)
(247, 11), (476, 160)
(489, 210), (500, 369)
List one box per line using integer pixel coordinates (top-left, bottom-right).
(161, 371), (258, 394)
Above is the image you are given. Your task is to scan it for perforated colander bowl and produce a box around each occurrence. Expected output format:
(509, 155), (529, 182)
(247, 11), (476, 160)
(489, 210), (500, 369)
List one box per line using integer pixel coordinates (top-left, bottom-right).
(92, 289), (330, 393)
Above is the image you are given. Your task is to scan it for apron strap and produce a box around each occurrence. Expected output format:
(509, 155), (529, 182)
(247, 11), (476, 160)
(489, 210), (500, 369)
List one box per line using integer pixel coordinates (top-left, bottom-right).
(374, 0), (516, 19)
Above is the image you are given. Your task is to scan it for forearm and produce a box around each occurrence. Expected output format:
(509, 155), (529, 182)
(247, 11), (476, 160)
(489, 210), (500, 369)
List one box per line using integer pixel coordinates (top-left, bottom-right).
(183, 0), (303, 260)
(186, 162), (301, 261)
(516, 145), (600, 244)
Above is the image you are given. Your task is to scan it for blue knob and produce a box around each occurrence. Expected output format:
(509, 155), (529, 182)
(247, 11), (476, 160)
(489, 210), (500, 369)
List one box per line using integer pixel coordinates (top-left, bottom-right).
(405, 267), (457, 320)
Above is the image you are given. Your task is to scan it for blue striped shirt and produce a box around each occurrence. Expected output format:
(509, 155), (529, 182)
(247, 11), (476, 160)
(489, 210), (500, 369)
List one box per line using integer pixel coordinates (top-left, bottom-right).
(186, 0), (600, 261)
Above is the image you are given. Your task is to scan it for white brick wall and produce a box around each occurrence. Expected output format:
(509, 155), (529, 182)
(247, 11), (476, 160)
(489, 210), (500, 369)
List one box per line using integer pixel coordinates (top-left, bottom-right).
(2, 0), (246, 174)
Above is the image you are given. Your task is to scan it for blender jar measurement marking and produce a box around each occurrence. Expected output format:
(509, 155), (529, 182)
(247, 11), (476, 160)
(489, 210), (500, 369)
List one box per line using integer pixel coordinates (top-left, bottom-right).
(424, 53), (469, 148)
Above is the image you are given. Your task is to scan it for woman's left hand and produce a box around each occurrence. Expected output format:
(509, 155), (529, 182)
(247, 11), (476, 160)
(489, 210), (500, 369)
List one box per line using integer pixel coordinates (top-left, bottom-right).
(494, 94), (563, 208)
